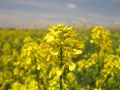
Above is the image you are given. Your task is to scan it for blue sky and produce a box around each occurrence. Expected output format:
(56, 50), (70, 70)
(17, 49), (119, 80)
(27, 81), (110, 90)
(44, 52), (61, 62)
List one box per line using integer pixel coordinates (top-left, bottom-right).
(0, 0), (120, 28)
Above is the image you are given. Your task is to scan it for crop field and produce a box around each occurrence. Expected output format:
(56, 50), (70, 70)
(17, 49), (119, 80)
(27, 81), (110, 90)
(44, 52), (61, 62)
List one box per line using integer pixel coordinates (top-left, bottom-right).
(0, 24), (120, 90)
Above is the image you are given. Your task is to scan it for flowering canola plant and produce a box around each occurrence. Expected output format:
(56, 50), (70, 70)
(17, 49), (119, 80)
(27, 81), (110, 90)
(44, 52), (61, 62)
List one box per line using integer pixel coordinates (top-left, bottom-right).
(0, 25), (120, 90)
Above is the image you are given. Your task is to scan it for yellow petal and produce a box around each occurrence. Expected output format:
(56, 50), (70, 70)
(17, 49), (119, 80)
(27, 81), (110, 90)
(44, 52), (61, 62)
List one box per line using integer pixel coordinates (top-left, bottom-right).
(56, 70), (62, 76)
(37, 65), (41, 70)
(69, 63), (76, 71)
(47, 36), (54, 42)
(73, 49), (82, 54)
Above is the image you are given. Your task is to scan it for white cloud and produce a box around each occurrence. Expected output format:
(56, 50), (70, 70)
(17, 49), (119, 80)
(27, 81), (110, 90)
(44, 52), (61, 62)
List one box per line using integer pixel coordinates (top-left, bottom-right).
(67, 3), (77, 9)
(0, 9), (70, 28)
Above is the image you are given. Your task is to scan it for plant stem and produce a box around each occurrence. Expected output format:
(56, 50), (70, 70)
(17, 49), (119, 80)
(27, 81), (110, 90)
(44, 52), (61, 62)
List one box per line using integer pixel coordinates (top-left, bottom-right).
(60, 47), (63, 90)
(97, 43), (100, 89)
(34, 56), (41, 90)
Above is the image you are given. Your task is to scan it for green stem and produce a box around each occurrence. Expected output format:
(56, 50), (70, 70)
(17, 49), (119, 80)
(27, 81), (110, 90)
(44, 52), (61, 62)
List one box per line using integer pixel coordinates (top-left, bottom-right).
(60, 47), (63, 90)
(34, 57), (41, 90)
(97, 43), (100, 89)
